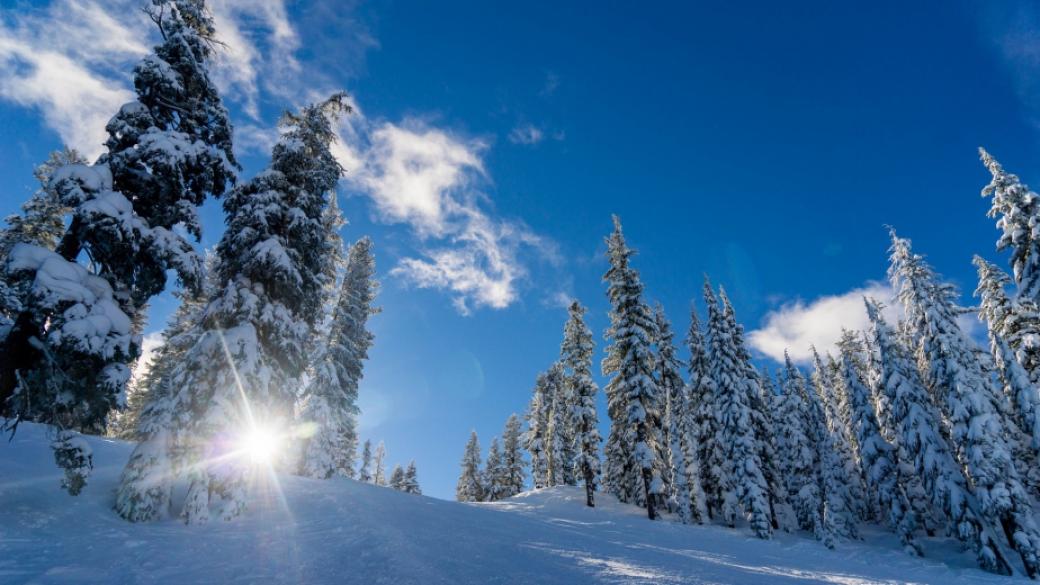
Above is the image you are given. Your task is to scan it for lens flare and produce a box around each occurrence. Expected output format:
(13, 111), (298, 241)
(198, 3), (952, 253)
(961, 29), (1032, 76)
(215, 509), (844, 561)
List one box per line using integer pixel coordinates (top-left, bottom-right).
(238, 427), (280, 465)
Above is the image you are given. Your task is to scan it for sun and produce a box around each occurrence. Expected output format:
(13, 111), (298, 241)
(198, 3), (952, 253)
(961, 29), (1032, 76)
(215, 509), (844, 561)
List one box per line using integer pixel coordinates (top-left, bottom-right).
(238, 427), (280, 465)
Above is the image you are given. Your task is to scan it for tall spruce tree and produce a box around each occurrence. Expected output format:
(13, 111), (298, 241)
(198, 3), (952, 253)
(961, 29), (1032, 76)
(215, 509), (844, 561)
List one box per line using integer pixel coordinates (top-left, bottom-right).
(0, 148), (80, 263)
(1, 0), (237, 438)
(373, 441), (387, 487)
(121, 95), (347, 524)
(560, 301), (601, 507)
(525, 371), (551, 489)
(890, 232), (1040, 576)
(776, 354), (821, 538)
(484, 437), (507, 502)
(866, 297), (1015, 576)
(602, 215), (662, 520)
(544, 363), (574, 487)
(298, 237), (379, 479)
(457, 431), (484, 502)
(684, 304), (712, 524)
(980, 148), (1040, 303)
(654, 305), (691, 523)
(389, 465), (405, 491)
(704, 282), (772, 538)
(837, 330), (920, 554)
(501, 414), (527, 497)
(403, 461), (422, 495)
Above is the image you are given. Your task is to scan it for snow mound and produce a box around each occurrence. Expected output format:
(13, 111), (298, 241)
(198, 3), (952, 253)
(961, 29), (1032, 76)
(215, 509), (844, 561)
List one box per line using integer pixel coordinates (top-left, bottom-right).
(0, 423), (1031, 584)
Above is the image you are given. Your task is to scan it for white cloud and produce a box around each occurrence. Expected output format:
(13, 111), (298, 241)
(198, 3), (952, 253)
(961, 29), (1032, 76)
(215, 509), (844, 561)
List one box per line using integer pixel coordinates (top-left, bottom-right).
(339, 119), (550, 314)
(131, 331), (165, 385)
(508, 124), (544, 145)
(748, 282), (899, 364)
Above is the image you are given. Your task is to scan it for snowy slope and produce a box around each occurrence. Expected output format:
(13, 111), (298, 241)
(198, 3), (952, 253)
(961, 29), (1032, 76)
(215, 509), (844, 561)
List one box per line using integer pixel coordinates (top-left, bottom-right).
(0, 424), (1031, 585)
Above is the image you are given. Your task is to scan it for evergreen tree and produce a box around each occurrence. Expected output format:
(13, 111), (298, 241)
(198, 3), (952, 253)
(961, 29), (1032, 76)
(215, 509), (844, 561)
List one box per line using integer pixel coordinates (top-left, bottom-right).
(403, 461), (422, 495)
(501, 413), (526, 497)
(866, 297), (1015, 576)
(890, 233), (1040, 576)
(653, 305), (691, 523)
(298, 237), (379, 479)
(119, 95), (347, 524)
(358, 440), (373, 483)
(389, 464), (405, 491)
(525, 371), (551, 489)
(601, 215), (662, 520)
(0, 148), (80, 263)
(457, 430), (484, 502)
(837, 330), (920, 554)
(373, 441), (387, 487)
(980, 148), (1040, 303)
(776, 355), (821, 537)
(484, 437), (507, 502)
(703, 282), (772, 538)
(1, 0), (237, 437)
(561, 301), (601, 507)
(684, 304), (712, 524)
(544, 363), (573, 487)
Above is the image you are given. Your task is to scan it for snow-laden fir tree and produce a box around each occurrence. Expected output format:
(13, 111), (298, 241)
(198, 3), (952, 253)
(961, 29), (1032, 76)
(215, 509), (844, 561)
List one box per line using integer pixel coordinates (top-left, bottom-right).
(703, 282), (772, 538)
(298, 237), (379, 479)
(0, 148), (80, 263)
(889, 232), (1040, 576)
(457, 430), (484, 502)
(358, 439), (373, 483)
(544, 362), (574, 487)
(721, 290), (785, 532)
(525, 371), (552, 489)
(373, 441), (387, 487)
(601, 215), (663, 519)
(501, 413), (526, 498)
(866, 297), (1015, 575)
(1, 0), (237, 436)
(810, 348), (867, 527)
(980, 148), (1040, 303)
(836, 330), (920, 554)
(116, 94), (347, 524)
(775, 355), (821, 537)
(653, 305), (691, 523)
(403, 461), (422, 495)
(805, 350), (858, 545)
(974, 256), (1040, 493)
(975, 257), (1040, 449)
(484, 437), (507, 502)
(684, 304), (712, 523)
(389, 465), (405, 491)
(560, 301), (601, 507)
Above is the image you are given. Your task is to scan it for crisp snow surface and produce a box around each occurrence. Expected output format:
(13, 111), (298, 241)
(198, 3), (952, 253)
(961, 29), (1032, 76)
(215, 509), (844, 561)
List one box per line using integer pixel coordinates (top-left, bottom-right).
(0, 424), (1032, 584)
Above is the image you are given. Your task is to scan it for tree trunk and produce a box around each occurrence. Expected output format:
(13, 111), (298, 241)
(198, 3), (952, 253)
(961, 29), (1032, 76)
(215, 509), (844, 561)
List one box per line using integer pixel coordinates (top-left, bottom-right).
(584, 463), (595, 507)
(0, 311), (44, 416)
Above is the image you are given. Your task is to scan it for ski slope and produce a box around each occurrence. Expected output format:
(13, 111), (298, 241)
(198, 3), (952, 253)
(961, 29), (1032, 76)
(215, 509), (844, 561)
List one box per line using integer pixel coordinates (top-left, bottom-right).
(0, 423), (1031, 584)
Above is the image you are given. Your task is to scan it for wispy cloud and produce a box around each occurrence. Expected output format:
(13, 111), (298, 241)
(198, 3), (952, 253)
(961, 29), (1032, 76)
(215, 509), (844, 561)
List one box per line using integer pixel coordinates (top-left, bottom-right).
(977, 3), (1040, 127)
(508, 124), (544, 145)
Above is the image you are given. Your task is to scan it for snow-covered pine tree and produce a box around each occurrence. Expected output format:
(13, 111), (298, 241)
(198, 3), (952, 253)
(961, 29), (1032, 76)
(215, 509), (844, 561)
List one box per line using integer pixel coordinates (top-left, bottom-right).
(560, 301), (601, 507)
(373, 441), (387, 487)
(501, 413), (526, 497)
(974, 256), (1040, 493)
(889, 232), (1040, 576)
(866, 297), (1015, 576)
(403, 461), (422, 495)
(980, 148), (1040, 304)
(298, 237), (379, 479)
(703, 282), (772, 538)
(484, 437), (506, 502)
(544, 362), (574, 487)
(602, 215), (663, 520)
(684, 304), (712, 524)
(653, 305), (691, 523)
(0, 148), (80, 262)
(389, 465), (405, 491)
(525, 371), (552, 489)
(457, 431), (484, 502)
(358, 440), (373, 483)
(836, 329), (920, 554)
(810, 347), (866, 529)
(776, 354), (821, 538)
(120, 94), (347, 524)
(1, 0), (237, 435)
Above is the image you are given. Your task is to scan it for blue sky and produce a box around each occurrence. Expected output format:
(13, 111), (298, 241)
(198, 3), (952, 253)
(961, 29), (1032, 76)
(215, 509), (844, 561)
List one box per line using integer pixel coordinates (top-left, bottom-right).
(2, 0), (1039, 499)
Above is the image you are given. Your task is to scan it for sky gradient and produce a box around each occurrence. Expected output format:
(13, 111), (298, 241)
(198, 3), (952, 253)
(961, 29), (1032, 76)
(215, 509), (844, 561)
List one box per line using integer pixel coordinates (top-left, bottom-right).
(2, 0), (1039, 499)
